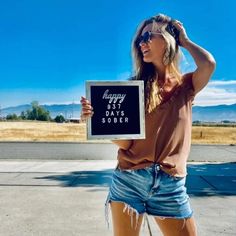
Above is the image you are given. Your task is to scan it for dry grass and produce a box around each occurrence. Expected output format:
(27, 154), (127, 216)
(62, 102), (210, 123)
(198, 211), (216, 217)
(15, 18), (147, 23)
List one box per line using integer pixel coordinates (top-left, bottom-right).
(0, 121), (87, 142)
(191, 126), (236, 145)
(0, 121), (235, 144)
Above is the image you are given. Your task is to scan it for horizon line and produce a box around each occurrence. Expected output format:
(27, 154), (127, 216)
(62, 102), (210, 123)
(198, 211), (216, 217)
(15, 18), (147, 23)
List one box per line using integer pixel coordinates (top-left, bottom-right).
(1, 102), (236, 109)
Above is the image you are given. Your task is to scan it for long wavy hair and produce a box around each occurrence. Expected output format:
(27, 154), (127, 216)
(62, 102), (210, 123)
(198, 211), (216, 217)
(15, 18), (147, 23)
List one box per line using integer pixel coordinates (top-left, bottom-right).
(131, 13), (184, 113)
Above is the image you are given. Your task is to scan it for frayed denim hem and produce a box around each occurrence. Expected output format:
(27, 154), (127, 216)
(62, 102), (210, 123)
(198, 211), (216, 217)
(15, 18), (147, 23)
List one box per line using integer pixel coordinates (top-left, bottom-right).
(105, 195), (194, 232)
(105, 196), (144, 231)
(148, 209), (194, 220)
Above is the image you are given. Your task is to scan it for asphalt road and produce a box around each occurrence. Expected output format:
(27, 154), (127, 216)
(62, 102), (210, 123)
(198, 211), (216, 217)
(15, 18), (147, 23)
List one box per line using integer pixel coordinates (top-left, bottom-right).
(0, 142), (235, 162)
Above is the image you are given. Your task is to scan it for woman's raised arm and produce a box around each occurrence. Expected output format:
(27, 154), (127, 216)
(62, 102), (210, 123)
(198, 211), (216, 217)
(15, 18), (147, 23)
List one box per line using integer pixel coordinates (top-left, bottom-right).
(173, 21), (216, 95)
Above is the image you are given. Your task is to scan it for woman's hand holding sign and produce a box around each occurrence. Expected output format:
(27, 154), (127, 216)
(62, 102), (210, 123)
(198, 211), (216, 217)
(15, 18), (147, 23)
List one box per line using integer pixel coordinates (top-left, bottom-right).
(80, 96), (94, 122)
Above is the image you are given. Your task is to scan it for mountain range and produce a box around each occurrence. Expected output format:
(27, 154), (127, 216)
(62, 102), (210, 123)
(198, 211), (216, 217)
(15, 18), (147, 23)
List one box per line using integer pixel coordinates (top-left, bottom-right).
(192, 103), (236, 122)
(1, 104), (81, 120)
(1, 103), (236, 122)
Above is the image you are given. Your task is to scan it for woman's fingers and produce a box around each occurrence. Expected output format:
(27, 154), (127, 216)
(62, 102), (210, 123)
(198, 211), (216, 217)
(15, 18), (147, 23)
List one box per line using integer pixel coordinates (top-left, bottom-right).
(82, 109), (93, 116)
(80, 96), (92, 108)
(172, 19), (183, 25)
(172, 20), (189, 47)
(82, 104), (93, 110)
(172, 20), (184, 32)
(80, 97), (90, 105)
(80, 96), (94, 122)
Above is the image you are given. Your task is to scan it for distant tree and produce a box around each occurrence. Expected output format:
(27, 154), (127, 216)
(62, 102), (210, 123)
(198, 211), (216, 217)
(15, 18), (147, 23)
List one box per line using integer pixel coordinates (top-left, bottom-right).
(20, 111), (27, 120)
(6, 114), (18, 120)
(54, 115), (66, 123)
(26, 101), (51, 121)
(193, 120), (201, 123)
(193, 120), (202, 124)
(221, 120), (231, 123)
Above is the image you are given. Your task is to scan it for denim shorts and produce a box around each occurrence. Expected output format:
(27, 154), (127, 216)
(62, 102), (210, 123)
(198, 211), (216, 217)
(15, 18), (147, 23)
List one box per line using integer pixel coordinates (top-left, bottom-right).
(105, 163), (193, 226)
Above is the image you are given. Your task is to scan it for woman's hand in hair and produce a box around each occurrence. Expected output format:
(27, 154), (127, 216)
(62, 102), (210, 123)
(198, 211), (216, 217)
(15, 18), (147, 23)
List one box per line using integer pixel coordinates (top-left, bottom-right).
(80, 96), (94, 122)
(172, 20), (190, 47)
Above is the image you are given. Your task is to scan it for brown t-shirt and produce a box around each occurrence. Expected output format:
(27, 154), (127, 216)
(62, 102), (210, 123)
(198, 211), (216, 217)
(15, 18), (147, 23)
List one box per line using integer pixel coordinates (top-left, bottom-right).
(117, 75), (195, 177)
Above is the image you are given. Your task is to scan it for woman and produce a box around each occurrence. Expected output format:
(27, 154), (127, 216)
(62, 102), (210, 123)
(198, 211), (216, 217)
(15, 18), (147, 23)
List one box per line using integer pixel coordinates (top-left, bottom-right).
(80, 13), (215, 236)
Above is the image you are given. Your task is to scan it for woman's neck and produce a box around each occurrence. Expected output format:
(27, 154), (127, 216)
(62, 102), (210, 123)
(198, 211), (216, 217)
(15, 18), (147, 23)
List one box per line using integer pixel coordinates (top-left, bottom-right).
(153, 63), (168, 82)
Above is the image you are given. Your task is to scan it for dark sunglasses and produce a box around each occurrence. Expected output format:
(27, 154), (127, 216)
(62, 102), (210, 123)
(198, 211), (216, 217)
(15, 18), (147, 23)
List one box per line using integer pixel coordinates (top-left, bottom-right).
(136, 31), (162, 48)
(136, 20), (181, 48)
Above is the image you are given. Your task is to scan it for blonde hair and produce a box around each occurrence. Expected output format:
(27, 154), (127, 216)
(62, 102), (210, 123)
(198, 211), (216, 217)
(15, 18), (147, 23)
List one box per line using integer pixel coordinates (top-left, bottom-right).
(131, 13), (183, 113)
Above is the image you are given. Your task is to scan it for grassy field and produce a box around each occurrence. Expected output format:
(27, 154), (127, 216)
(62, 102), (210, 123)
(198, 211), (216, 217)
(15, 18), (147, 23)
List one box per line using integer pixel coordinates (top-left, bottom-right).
(0, 121), (235, 144)
(0, 121), (87, 142)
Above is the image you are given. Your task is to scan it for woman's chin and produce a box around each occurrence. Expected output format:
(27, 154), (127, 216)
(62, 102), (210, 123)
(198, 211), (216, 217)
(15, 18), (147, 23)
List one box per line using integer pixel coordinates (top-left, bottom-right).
(143, 57), (152, 63)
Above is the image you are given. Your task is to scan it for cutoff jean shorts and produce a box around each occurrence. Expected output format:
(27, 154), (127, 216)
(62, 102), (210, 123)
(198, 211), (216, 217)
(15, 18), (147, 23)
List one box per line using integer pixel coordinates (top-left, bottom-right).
(105, 163), (193, 226)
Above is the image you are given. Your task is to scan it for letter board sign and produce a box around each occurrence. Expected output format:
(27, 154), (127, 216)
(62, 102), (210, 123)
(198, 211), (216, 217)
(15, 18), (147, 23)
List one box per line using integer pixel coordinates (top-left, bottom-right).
(86, 81), (145, 140)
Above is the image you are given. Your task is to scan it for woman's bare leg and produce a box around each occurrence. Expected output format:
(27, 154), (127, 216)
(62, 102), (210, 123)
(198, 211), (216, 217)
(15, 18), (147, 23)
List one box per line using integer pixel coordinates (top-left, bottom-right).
(154, 216), (197, 236)
(110, 202), (144, 236)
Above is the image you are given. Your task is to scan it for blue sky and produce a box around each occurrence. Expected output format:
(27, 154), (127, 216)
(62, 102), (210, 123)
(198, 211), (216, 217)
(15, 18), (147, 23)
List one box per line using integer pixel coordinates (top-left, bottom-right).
(0, 0), (235, 108)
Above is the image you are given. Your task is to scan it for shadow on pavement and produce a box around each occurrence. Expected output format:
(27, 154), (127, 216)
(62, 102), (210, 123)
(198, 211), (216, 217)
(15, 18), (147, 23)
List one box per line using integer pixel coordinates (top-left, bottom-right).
(35, 162), (236, 196)
(35, 169), (113, 188)
(187, 162), (236, 197)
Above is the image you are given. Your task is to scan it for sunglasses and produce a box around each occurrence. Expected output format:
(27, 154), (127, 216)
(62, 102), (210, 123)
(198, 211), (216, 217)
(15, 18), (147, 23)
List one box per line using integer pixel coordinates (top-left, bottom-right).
(136, 31), (162, 47)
